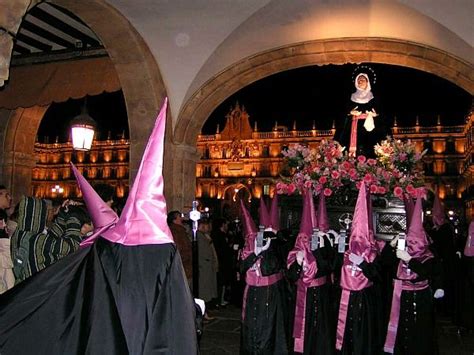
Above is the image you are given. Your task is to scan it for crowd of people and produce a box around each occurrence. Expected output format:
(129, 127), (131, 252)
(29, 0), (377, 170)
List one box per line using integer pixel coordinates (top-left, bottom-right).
(0, 97), (472, 355)
(235, 186), (474, 354)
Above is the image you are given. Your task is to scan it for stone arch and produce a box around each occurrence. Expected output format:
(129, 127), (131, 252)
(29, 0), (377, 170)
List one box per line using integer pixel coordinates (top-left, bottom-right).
(0, 0), (169, 205)
(1, 105), (49, 200)
(176, 38), (473, 147)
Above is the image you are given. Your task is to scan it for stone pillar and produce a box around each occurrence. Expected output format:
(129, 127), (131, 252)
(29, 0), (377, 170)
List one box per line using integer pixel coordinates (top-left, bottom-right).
(2, 151), (36, 203)
(164, 142), (200, 211)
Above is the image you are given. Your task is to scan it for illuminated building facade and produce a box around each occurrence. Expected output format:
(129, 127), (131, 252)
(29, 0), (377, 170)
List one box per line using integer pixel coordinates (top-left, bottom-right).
(392, 110), (474, 218)
(195, 103), (334, 206)
(31, 103), (473, 219)
(32, 135), (130, 200)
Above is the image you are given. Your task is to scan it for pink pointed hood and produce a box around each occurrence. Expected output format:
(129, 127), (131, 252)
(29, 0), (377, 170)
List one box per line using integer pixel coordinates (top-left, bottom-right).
(403, 195), (415, 231)
(432, 193), (446, 228)
(317, 193), (329, 232)
(405, 197), (433, 260)
(298, 190), (314, 238)
(269, 194), (280, 232)
(465, 221), (474, 257)
(259, 197), (270, 228)
(348, 182), (375, 256)
(240, 200), (258, 260)
(70, 163), (119, 247)
(100, 98), (174, 245)
(241, 200), (257, 237)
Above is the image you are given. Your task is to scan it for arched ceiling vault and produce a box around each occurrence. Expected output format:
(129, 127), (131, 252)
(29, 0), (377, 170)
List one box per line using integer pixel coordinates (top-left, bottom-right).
(175, 38), (473, 146)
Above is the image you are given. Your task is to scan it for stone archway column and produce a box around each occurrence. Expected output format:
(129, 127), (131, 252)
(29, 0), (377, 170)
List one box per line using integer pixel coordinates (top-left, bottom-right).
(0, 106), (49, 204)
(164, 142), (200, 211)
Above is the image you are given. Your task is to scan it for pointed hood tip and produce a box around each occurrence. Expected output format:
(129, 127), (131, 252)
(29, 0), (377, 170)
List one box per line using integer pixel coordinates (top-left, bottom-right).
(349, 182), (373, 253)
(269, 194), (280, 232)
(70, 162), (118, 247)
(240, 200), (257, 237)
(101, 98), (174, 245)
(259, 197), (270, 229)
(317, 192), (329, 232)
(299, 189), (315, 236)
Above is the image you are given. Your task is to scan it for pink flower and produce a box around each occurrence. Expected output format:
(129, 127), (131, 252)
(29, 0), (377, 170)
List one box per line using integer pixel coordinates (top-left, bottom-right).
(377, 186), (387, 195)
(342, 161), (352, 171)
(319, 176), (328, 184)
(304, 180), (312, 188)
(349, 168), (358, 179)
(331, 170), (340, 179)
(393, 186), (403, 198)
(369, 184), (378, 194)
(323, 188), (333, 197)
(355, 181), (362, 190)
(287, 183), (296, 195)
(363, 173), (373, 184)
(275, 182), (287, 194)
(367, 158), (377, 166)
(399, 153), (407, 162)
(357, 155), (367, 164)
(406, 184), (416, 194)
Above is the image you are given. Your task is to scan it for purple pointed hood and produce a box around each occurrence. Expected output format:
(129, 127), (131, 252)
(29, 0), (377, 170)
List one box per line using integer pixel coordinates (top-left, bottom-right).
(432, 193), (446, 228)
(70, 163), (118, 247)
(100, 98), (174, 245)
(406, 197), (433, 260)
(259, 197), (270, 228)
(465, 221), (474, 257)
(317, 193), (329, 232)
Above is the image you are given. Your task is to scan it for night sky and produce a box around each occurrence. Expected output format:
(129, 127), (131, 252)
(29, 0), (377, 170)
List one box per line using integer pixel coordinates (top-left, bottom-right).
(38, 63), (472, 141)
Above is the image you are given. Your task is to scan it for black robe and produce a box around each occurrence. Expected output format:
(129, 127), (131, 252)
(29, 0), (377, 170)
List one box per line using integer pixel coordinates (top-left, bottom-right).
(287, 237), (336, 355)
(428, 223), (457, 316)
(336, 98), (388, 157)
(335, 254), (383, 355)
(0, 238), (198, 354)
(240, 240), (288, 355)
(381, 244), (441, 355)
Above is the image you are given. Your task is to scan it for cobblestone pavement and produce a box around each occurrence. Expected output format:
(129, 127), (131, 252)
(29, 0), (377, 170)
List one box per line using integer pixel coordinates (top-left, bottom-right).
(200, 305), (474, 355)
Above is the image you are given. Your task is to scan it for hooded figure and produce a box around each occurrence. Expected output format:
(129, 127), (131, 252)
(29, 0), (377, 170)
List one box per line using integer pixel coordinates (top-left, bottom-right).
(382, 197), (441, 354)
(427, 193), (456, 316)
(0, 99), (198, 355)
(287, 190), (335, 354)
(454, 221), (474, 330)
(335, 182), (382, 355)
(239, 199), (288, 355)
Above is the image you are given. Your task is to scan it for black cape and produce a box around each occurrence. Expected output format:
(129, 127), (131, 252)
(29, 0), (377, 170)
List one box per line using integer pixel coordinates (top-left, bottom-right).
(0, 238), (198, 354)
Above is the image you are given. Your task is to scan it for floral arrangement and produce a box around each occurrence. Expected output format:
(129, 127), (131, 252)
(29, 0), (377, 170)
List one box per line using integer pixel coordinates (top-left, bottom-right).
(277, 137), (426, 199)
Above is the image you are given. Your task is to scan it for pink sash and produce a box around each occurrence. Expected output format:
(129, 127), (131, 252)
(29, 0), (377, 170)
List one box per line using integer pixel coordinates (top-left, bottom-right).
(242, 271), (283, 320)
(349, 113), (367, 156)
(293, 276), (328, 353)
(383, 279), (429, 353)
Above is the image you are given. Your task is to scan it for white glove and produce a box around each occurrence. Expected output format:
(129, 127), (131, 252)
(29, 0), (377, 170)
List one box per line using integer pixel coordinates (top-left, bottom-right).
(296, 251), (304, 266)
(363, 111), (375, 132)
(456, 251), (462, 259)
(434, 289), (445, 299)
(254, 237), (271, 256)
(396, 249), (412, 262)
(390, 235), (400, 248)
(194, 298), (205, 315)
(349, 253), (364, 266)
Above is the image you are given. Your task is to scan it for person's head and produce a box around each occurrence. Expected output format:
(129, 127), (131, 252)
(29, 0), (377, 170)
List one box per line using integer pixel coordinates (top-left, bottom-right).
(94, 184), (115, 207)
(198, 219), (211, 233)
(67, 205), (93, 236)
(213, 218), (228, 233)
(356, 73), (369, 91)
(167, 210), (183, 226)
(0, 185), (12, 210)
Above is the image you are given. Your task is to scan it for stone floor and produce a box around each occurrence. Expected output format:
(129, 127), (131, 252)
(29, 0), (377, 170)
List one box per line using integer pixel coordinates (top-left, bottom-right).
(200, 305), (474, 355)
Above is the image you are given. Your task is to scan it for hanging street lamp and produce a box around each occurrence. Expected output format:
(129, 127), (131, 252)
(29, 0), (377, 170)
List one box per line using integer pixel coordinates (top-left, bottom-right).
(70, 98), (96, 151)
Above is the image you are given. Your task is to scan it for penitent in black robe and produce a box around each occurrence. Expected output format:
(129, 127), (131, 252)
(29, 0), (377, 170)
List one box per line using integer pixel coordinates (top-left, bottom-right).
(381, 243), (441, 355)
(0, 238), (198, 355)
(240, 240), (288, 355)
(287, 237), (336, 355)
(335, 254), (383, 355)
